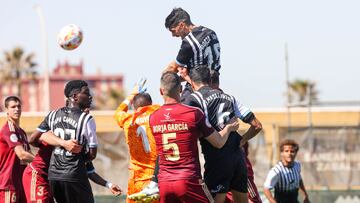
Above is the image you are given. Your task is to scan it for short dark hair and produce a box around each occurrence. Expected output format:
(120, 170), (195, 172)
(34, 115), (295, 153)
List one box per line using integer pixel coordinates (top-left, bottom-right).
(210, 69), (220, 88)
(189, 65), (211, 85)
(133, 93), (152, 110)
(280, 139), (299, 152)
(4, 96), (21, 108)
(64, 80), (88, 98)
(160, 72), (181, 97)
(165, 7), (193, 29)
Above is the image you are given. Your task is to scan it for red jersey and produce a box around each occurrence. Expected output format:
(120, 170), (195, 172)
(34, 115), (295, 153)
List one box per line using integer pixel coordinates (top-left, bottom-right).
(29, 142), (53, 176)
(149, 103), (214, 181)
(0, 120), (30, 190)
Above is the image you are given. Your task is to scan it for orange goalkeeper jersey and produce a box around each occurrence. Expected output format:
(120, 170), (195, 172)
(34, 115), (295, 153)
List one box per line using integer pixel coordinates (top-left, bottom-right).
(114, 102), (159, 195)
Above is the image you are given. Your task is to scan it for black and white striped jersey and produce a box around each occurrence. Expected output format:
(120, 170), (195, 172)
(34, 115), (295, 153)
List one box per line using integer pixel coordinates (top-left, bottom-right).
(183, 86), (242, 162)
(176, 26), (221, 72)
(264, 161), (302, 203)
(37, 106), (98, 182)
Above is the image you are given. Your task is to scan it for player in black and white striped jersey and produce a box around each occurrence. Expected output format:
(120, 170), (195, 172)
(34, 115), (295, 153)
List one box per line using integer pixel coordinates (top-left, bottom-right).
(164, 7), (221, 102)
(37, 80), (98, 203)
(264, 139), (310, 203)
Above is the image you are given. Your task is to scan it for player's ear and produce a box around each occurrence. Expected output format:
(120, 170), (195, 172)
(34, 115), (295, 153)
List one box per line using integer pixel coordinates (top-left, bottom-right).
(190, 81), (195, 89)
(160, 88), (164, 96)
(72, 94), (78, 102)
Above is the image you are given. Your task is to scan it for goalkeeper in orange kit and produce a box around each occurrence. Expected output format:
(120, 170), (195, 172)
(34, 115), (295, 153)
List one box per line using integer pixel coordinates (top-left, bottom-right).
(114, 78), (159, 203)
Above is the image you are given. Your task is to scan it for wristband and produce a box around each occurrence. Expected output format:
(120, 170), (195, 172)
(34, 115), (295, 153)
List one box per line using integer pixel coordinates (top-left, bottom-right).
(105, 182), (113, 189)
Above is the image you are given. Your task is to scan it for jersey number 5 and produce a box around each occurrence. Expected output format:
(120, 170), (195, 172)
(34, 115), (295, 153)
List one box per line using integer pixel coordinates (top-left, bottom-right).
(162, 133), (180, 161)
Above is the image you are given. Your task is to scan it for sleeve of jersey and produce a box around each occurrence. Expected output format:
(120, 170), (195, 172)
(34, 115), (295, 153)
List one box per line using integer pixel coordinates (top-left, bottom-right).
(176, 40), (193, 67)
(264, 168), (279, 189)
(86, 162), (96, 174)
(233, 97), (255, 123)
(297, 161), (302, 180)
(195, 109), (214, 138)
(183, 94), (202, 109)
(37, 111), (52, 132)
(114, 102), (130, 128)
(85, 118), (98, 148)
(2, 128), (24, 149)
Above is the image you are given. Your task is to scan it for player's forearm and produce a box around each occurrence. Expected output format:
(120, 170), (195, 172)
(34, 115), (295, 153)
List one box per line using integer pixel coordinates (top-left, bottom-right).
(39, 132), (65, 147)
(29, 130), (42, 146)
(88, 172), (107, 187)
(14, 146), (34, 163)
(299, 180), (310, 201)
(210, 119), (239, 148)
(114, 102), (129, 116)
(240, 118), (262, 145)
(213, 126), (232, 148)
(264, 188), (277, 203)
(87, 148), (97, 160)
(240, 126), (258, 143)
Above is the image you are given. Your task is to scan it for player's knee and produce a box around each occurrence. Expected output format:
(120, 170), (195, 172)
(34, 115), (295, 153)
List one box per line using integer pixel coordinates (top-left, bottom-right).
(214, 193), (227, 203)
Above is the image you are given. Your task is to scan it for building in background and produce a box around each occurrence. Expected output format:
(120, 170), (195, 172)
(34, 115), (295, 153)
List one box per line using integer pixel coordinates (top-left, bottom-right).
(0, 60), (124, 111)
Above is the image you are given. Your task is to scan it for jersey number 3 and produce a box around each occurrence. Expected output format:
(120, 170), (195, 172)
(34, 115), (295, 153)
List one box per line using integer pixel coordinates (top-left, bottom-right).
(162, 133), (180, 161)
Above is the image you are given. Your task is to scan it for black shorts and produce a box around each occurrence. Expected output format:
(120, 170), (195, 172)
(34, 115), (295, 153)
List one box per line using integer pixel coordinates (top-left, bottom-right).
(204, 149), (248, 195)
(50, 179), (94, 203)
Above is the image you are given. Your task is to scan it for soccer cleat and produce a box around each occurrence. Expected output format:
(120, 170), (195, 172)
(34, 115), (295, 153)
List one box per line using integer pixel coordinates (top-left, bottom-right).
(135, 194), (160, 203)
(128, 181), (159, 201)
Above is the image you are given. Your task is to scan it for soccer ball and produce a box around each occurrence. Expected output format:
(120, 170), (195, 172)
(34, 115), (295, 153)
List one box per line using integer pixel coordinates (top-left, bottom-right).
(57, 24), (83, 50)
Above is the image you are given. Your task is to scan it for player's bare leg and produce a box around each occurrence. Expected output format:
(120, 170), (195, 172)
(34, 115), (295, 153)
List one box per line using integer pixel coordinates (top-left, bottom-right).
(214, 193), (227, 203)
(231, 190), (248, 203)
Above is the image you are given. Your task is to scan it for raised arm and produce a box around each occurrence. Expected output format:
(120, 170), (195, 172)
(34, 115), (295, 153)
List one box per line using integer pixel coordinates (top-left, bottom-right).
(114, 78), (147, 127)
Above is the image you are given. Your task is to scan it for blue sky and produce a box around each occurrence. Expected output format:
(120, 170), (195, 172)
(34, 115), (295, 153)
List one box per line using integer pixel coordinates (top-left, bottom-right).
(1, 0), (359, 108)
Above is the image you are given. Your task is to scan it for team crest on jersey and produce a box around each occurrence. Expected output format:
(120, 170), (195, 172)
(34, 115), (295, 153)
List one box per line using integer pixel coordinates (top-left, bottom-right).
(10, 133), (18, 142)
(164, 113), (171, 120)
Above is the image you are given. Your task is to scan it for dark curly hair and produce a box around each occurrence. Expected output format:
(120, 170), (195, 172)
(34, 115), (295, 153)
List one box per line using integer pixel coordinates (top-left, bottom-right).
(64, 80), (88, 98)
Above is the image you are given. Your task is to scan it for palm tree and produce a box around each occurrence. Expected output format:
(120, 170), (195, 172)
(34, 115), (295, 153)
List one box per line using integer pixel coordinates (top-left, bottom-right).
(289, 79), (318, 104)
(0, 47), (37, 98)
(94, 88), (126, 110)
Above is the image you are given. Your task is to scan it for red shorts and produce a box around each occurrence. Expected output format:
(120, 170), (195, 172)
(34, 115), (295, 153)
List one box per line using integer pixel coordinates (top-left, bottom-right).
(159, 179), (213, 203)
(0, 189), (26, 203)
(22, 165), (54, 203)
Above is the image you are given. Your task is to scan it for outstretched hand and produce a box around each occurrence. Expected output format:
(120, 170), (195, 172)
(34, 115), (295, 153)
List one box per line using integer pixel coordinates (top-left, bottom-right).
(127, 77), (147, 101)
(133, 77), (147, 94)
(110, 184), (122, 196)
